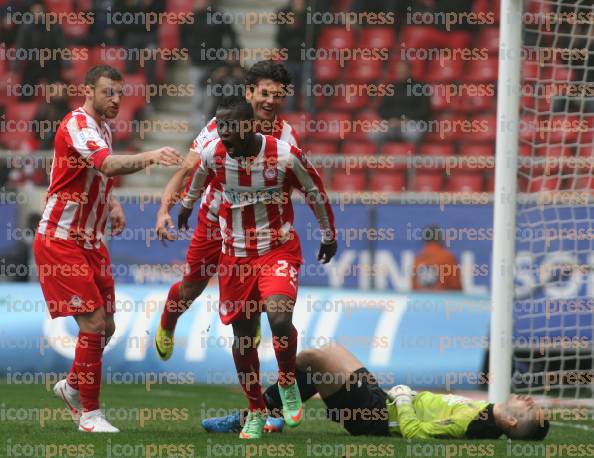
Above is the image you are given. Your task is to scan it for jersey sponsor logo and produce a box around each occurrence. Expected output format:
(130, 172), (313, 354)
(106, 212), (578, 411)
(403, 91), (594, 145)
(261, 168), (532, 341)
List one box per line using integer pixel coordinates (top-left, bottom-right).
(263, 167), (277, 181)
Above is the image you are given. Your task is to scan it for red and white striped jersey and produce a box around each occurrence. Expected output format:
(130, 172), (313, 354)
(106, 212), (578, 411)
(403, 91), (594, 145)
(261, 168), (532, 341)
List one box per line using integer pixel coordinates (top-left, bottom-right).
(182, 134), (335, 257)
(38, 107), (113, 250)
(188, 116), (301, 223)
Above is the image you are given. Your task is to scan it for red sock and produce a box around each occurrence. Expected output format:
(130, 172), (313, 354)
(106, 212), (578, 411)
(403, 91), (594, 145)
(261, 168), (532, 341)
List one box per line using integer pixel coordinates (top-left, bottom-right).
(72, 332), (105, 412)
(160, 281), (187, 332)
(67, 362), (78, 390)
(273, 326), (298, 387)
(232, 346), (266, 411)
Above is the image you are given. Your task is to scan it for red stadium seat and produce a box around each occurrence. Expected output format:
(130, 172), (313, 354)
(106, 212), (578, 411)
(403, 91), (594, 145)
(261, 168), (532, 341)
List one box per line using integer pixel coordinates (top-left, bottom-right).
(159, 22), (180, 51)
(386, 57), (424, 82)
(314, 58), (341, 82)
(567, 176), (594, 191)
(44, 0), (72, 13)
(62, 21), (90, 40)
(458, 93), (496, 113)
(424, 113), (465, 143)
(447, 173), (484, 192)
(331, 170), (366, 191)
(419, 142), (455, 157)
(318, 28), (354, 50)
(380, 142), (414, 171)
(547, 115), (581, 144)
(369, 171), (406, 192)
(359, 28), (395, 50)
(123, 73), (148, 114)
(309, 112), (351, 142)
(330, 93), (370, 112)
(110, 104), (134, 144)
(399, 26), (442, 49)
(345, 57), (383, 83)
(474, 0), (500, 23)
(478, 28), (499, 54)
(459, 143), (495, 157)
(468, 114), (497, 143)
(346, 111), (381, 141)
(303, 142), (338, 156)
(425, 56), (464, 83)
(523, 176), (560, 192)
(166, 0), (194, 13)
(458, 143), (495, 171)
(442, 31), (472, 49)
(342, 141), (376, 156)
(462, 58), (498, 82)
(281, 112), (309, 140)
(0, 102), (39, 149)
(485, 173), (495, 192)
(413, 172), (444, 192)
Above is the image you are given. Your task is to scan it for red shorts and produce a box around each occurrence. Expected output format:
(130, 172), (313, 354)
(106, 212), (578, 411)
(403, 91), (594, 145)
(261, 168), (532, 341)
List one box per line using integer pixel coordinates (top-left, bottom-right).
(183, 210), (223, 283)
(217, 234), (303, 325)
(33, 234), (115, 319)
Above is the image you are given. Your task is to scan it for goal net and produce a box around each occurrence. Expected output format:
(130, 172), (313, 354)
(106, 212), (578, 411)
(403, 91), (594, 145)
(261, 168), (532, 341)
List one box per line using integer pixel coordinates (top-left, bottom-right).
(511, 0), (594, 405)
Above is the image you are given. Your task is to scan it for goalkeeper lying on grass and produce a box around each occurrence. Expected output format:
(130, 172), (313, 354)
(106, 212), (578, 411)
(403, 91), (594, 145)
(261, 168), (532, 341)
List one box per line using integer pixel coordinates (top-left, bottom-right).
(202, 344), (549, 440)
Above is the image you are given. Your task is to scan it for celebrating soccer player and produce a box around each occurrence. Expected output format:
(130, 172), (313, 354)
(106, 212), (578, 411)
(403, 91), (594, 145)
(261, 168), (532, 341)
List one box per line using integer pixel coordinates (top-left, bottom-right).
(154, 61), (301, 359)
(177, 96), (337, 439)
(33, 65), (182, 433)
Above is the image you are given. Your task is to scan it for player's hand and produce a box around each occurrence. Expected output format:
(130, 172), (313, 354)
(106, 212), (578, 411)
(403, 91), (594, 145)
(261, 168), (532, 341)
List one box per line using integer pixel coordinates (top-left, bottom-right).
(387, 385), (414, 406)
(178, 205), (193, 231)
(149, 147), (183, 167)
(109, 199), (126, 236)
(156, 210), (176, 244)
(317, 239), (337, 264)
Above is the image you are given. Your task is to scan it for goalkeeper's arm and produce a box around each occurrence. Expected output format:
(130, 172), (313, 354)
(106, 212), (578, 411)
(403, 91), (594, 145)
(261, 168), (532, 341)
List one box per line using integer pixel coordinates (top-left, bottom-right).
(388, 386), (465, 439)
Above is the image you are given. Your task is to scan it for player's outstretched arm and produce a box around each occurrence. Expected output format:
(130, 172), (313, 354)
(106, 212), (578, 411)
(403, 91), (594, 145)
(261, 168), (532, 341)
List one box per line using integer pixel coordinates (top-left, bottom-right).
(156, 151), (201, 242)
(99, 147), (182, 177)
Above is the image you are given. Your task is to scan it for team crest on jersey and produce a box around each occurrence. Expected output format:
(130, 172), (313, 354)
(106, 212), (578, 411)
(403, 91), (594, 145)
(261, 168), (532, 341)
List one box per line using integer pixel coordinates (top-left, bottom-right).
(70, 296), (82, 308)
(263, 167), (277, 180)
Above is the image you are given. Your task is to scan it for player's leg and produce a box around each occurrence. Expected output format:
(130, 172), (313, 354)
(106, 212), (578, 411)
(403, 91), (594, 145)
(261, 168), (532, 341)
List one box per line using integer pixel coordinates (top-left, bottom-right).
(157, 218), (220, 359)
(231, 317), (268, 439)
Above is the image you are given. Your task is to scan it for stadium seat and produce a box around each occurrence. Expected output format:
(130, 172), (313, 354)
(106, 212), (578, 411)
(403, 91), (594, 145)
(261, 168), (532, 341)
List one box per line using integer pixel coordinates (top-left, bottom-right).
(459, 143), (495, 157)
(447, 173), (484, 192)
(62, 21), (90, 40)
(380, 142), (414, 171)
(386, 57), (424, 82)
(399, 26), (442, 49)
(303, 142), (338, 156)
(474, 0), (500, 23)
(309, 112), (350, 142)
(111, 104), (135, 144)
(548, 115), (581, 143)
(485, 173), (495, 192)
(478, 28), (499, 54)
(458, 143), (495, 171)
(426, 56), (464, 83)
(44, 0), (72, 13)
(412, 172), (444, 192)
(331, 170), (366, 191)
(341, 141), (376, 156)
(318, 28), (354, 50)
(330, 93), (369, 112)
(424, 113), (465, 143)
(524, 176), (560, 192)
(441, 31), (472, 50)
(314, 58), (341, 83)
(345, 57), (383, 83)
(345, 111), (381, 141)
(462, 58), (498, 82)
(123, 73), (148, 114)
(158, 22), (180, 51)
(0, 102), (39, 149)
(458, 93), (496, 113)
(369, 171), (406, 192)
(166, 0), (194, 14)
(567, 176), (594, 191)
(430, 86), (460, 112)
(281, 112), (309, 139)
(359, 28), (395, 50)
(469, 114), (497, 143)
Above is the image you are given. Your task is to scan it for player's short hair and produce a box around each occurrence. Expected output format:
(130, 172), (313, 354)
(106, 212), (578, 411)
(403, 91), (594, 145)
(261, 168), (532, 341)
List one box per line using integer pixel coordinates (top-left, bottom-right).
(84, 65), (123, 86)
(216, 95), (254, 120)
(245, 60), (292, 88)
(508, 417), (550, 440)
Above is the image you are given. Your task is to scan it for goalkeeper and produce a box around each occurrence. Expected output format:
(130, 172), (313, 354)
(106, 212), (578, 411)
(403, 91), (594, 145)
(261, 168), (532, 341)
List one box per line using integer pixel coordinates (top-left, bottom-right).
(203, 344), (549, 440)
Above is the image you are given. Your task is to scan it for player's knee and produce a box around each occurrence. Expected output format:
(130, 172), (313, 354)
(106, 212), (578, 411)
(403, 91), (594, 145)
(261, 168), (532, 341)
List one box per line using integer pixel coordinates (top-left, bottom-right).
(268, 312), (292, 336)
(297, 348), (323, 368)
(180, 280), (206, 303)
(83, 316), (107, 334)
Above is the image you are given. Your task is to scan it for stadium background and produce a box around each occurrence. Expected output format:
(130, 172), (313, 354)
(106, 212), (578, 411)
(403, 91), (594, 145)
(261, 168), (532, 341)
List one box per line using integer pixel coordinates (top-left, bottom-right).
(0, 0), (592, 392)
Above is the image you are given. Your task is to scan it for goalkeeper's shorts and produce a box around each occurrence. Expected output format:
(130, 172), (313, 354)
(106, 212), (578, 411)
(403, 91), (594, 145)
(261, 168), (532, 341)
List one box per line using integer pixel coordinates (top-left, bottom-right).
(323, 368), (390, 436)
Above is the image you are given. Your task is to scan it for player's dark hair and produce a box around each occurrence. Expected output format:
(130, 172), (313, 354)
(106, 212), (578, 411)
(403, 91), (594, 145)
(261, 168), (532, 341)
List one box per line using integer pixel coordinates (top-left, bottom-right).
(531, 419), (550, 440)
(245, 60), (292, 88)
(84, 65), (123, 86)
(216, 95), (254, 120)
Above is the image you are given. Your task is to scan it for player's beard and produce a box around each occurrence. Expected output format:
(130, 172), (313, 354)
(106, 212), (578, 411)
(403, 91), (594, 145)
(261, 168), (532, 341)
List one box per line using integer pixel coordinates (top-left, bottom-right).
(94, 100), (119, 119)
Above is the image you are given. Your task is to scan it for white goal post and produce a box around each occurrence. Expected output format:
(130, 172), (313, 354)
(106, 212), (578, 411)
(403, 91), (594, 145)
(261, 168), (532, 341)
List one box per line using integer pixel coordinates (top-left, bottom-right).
(490, 0), (594, 406)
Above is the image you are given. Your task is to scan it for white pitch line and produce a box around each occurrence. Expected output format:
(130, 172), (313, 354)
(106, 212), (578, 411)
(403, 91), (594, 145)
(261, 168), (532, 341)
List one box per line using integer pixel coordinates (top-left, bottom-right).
(551, 421), (594, 431)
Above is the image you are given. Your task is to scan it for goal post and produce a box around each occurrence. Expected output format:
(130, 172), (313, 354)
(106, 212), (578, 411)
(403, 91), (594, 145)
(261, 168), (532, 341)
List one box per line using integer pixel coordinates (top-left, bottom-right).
(491, 0), (594, 406)
(489, 0), (523, 405)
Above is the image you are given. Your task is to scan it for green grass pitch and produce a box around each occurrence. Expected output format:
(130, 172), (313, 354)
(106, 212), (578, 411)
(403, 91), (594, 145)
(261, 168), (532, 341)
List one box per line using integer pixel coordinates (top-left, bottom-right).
(1, 383), (592, 458)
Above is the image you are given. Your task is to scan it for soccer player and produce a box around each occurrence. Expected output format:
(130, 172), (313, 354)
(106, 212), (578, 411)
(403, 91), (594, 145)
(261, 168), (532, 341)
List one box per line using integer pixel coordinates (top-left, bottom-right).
(33, 65), (182, 433)
(154, 60), (302, 360)
(178, 96), (337, 439)
(203, 345), (550, 441)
